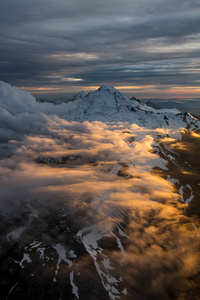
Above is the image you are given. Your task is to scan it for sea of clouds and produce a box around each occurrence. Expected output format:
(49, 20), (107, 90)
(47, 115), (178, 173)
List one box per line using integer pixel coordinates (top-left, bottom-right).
(0, 81), (199, 299)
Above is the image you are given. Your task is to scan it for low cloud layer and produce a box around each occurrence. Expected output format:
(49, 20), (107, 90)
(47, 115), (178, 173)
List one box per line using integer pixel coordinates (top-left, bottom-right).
(0, 83), (200, 299)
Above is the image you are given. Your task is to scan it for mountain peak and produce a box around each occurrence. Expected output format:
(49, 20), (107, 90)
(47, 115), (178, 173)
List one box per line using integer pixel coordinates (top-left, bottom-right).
(73, 90), (87, 100)
(98, 85), (118, 93)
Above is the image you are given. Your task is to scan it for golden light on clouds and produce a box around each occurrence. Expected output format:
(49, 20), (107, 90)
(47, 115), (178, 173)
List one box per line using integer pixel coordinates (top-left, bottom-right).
(20, 86), (61, 92)
(61, 78), (84, 82)
(114, 85), (157, 90)
(1, 115), (200, 299)
(191, 132), (200, 138)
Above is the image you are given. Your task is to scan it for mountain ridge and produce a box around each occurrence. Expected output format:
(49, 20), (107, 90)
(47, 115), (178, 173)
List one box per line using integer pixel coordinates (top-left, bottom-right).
(53, 85), (200, 131)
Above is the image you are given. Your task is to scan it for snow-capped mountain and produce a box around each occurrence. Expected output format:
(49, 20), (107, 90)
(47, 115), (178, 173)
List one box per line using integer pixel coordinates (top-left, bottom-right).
(0, 81), (199, 133)
(0, 82), (200, 300)
(46, 85), (200, 131)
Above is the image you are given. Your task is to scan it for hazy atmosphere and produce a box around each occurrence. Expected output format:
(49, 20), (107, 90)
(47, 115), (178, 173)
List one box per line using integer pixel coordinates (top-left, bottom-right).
(1, 0), (200, 100)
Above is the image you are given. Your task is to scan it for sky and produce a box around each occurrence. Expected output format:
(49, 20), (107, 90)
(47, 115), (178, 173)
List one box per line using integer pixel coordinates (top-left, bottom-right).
(1, 0), (200, 100)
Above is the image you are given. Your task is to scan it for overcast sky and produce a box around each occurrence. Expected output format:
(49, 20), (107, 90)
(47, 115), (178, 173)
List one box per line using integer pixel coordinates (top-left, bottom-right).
(1, 0), (200, 99)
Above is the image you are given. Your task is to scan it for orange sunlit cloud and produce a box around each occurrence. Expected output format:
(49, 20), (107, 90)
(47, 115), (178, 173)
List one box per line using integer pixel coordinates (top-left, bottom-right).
(1, 113), (200, 299)
(191, 132), (200, 138)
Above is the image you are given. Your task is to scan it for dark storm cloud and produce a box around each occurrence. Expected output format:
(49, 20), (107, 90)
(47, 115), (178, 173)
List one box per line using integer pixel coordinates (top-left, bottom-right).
(0, 0), (200, 96)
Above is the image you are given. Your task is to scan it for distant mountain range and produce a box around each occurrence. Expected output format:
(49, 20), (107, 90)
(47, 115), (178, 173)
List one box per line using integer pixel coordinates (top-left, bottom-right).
(144, 99), (200, 119)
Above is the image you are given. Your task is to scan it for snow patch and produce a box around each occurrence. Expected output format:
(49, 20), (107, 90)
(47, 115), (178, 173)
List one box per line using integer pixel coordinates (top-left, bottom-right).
(185, 184), (194, 204)
(70, 271), (79, 299)
(53, 243), (72, 276)
(19, 253), (32, 268)
(7, 226), (26, 241)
